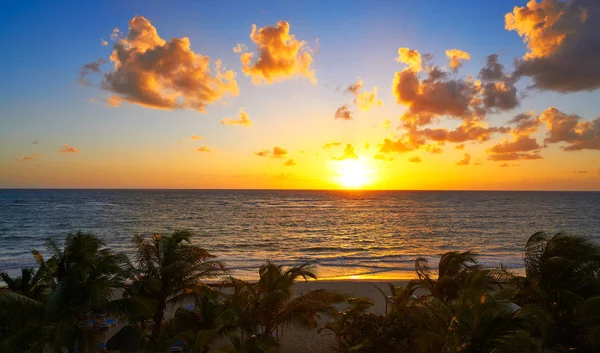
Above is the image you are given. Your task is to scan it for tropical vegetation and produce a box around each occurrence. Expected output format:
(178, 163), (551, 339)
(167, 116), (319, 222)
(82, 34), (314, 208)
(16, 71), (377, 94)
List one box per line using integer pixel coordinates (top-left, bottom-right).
(0, 231), (599, 353)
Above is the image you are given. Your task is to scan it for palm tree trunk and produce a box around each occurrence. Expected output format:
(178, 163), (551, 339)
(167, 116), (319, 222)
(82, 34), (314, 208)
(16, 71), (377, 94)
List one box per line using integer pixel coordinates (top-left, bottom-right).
(151, 297), (166, 338)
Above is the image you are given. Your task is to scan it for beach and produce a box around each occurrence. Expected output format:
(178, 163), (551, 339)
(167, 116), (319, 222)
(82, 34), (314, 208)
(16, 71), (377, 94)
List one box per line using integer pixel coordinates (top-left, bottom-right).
(276, 280), (410, 353)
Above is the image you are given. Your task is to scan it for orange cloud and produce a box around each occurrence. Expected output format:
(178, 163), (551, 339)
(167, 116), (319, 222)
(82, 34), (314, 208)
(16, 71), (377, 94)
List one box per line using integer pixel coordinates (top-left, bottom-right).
(272, 146), (288, 158)
(445, 49), (471, 72)
(456, 153), (471, 166)
(96, 16), (238, 111)
(323, 141), (342, 149)
(240, 21), (316, 84)
(59, 144), (79, 153)
(379, 136), (421, 154)
(424, 145), (443, 154)
(374, 154), (393, 161)
(506, 0), (600, 92)
(455, 143), (465, 150)
(408, 156), (422, 163)
(190, 134), (203, 140)
(101, 39), (108, 46)
(197, 146), (212, 152)
(334, 105), (353, 120)
(396, 48), (422, 72)
(20, 154), (41, 161)
(221, 108), (252, 127)
(344, 79), (382, 111)
(487, 111), (544, 161)
(255, 150), (270, 157)
(541, 107), (600, 151)
(333, 144), (358, 160)
(393, 50), (518, 131)
(284, 158), (297, 166)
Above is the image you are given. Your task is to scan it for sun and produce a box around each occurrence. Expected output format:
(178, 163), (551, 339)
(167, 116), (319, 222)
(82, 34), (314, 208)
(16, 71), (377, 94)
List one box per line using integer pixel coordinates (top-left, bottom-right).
(335, 158), (373, 189)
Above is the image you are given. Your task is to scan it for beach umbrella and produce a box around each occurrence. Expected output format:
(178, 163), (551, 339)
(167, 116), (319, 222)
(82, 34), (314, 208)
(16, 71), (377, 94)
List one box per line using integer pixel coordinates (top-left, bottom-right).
(106, 325), (141, 352)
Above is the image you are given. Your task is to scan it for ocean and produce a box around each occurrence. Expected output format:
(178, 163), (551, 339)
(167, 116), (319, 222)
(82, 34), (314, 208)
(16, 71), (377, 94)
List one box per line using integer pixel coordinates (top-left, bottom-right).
(0, 189), (599, 280)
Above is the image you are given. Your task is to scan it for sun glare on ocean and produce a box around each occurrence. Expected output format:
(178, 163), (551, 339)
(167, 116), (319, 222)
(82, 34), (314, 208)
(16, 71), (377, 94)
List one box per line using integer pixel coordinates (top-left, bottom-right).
(335, 158), (374, 189)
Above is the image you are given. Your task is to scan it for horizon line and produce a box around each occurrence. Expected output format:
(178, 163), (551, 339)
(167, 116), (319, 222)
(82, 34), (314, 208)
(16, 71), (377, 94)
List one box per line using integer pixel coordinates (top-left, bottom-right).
(0, 187), (599, 192)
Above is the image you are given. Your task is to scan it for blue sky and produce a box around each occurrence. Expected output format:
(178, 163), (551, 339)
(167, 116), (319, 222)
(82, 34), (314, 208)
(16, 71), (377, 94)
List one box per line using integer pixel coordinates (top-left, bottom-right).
(1, 0), (599, 189)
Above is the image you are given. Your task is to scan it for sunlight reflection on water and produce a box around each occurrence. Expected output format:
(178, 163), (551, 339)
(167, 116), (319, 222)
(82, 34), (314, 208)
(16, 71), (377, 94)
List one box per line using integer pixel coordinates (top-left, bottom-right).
(0, 190), (598, 279)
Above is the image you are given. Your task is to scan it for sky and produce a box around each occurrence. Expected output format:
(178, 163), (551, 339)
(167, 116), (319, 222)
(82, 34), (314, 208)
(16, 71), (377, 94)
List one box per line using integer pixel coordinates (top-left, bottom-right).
(1, 0), (599, 190)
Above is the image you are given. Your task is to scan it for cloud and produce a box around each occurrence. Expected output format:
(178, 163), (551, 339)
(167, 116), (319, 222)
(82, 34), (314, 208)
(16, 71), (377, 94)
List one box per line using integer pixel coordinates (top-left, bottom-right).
(240, 21), (316, 84)
(574, 170), (589, 174)
(101, 39), (108, 46)
(455, 143), (464, 150)
(190, 134), (203, 140)
(333, 144), (358, 160)
(456, 153), (471, 166)
(323, 141), (342, 149)
(396, 48), (423, 72)
(221, 108), (252, 127)
(334, 105), (353, 120)
(20, 154), (41, 161)
(197, 146), (212, 152)
(110, 27), (120, 40)
(393, 50), (518, 131)
(479, 54), (505, 82)
(374, 153), (393, 161)
(379, 137), (421, 154)
(424, 145), (443, 154)
(506, 0), (600, 92)
(499, 162), (519, 168)
(344, 80), (362, 96)
(284, 158), (297, 166)
(96, 16), (238, 112)
(408, 156), (422, 163)
(541, 107), (600, 150)
(32, 140), (39, 145)
(418, 123), (509, 143)
(488, 151), (542, 161)
(232, 43), (247, 53)
(255, 150), (270, 157)
(445, 49), (471, 72)
(488, 136), (541, 154)
(78, 58), (106, 85)
(487, 111), (543, 161)
(272, 146), (288, 158)
(383, 119), (391, 130)
(59, 144), (79, 153)
(364, 142), (370, 149)
(344, 79), (383, 111)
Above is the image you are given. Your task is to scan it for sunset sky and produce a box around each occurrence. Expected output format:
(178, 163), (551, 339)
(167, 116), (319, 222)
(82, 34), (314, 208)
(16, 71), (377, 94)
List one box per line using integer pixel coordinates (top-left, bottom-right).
(1, 0), (599, 190)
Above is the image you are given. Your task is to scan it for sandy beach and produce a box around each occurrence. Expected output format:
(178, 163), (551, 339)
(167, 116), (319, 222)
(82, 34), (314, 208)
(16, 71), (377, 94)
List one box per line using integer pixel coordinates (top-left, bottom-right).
(275, 280), (411, 353)
(99, 280), (411, 352)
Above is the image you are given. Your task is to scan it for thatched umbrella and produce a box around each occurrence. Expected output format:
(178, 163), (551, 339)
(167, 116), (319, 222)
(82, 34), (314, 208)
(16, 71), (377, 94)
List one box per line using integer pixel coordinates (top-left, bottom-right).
(106, 325), (141, 352)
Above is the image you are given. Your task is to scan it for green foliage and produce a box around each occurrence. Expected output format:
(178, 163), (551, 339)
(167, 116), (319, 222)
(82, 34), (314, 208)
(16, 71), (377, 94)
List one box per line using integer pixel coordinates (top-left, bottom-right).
(0, 231), (131, 353)
(2, 230), (599, 353)
(129, 230), (227, 338)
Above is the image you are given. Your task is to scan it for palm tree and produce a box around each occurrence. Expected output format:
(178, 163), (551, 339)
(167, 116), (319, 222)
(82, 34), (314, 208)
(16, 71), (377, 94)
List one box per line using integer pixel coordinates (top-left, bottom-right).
(0, 232), (131, 353)
(0, 259), (46, 300)
(513, 232), (600, 351)
(319, 297), (376, 352)
(166, 284), (235, 353)
(414, 288), (542, 353)
(130, 230), (226, 338)
(414, 251), (508, 303)
(227, 261), (343, 349)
